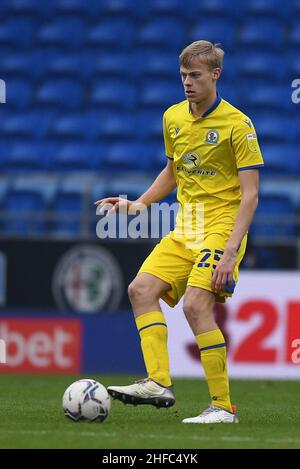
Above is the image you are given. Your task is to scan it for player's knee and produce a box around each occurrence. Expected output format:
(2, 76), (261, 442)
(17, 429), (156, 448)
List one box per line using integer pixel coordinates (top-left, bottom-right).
(128, 279), (153, 304)
(183, 292), (211, 321)
(183, 298), (199, 321)
(128, 281), (138, 302)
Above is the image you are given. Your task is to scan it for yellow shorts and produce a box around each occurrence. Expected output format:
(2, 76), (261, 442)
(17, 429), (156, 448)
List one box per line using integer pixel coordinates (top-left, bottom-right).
(138, 230), (247, 306)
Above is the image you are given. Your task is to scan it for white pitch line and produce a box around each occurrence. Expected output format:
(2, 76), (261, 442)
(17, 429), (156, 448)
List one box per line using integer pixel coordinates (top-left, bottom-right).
(0, 429), (299, 445)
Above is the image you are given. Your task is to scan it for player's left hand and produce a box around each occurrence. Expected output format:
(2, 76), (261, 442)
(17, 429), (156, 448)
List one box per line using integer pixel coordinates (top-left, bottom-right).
(211, 248), (237, 294)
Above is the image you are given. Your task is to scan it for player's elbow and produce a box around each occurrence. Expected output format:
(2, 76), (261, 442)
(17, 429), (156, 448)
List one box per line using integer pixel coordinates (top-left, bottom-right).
(242, 189), (259, 209)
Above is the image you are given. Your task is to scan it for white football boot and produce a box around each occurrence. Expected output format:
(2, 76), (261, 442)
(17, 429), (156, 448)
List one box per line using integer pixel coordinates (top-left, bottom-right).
(182, 405), (239, 424)
(107, 378), (175, 408)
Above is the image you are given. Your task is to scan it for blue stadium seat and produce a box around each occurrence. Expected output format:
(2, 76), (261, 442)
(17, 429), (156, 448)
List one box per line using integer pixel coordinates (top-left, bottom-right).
(97, 112), (136, 140)
(53, 143), (100, 170)
(0, 178), (9, 209)
(289, 21), (300, 46)
(139, 50), (179, 77)
(108, 177), (152, 202)
(50, 112), (103, 141)
(1, 52), (34, 78)
(191, 0), (244, 18)
(91, 80), (136, 109)
(90, 175), (135, 237)
(244, 0), (292, 19)
(151, 144), (168, 171)
(252, 195), (296, 238)
(294, 0), (300, 13)
(217, 83), (240, 107)
(38, 19), (86, 48)
(137, 19), (185, 49)
(92, 180), (108, 204)
(52, 0), (102, 16)
(189, 19), (236, 50)
(254, 114), (296, 143)
(92, 179), (114, 234)
(238, 53), (287, 80)
(140, 80), (183, 107)
(93, 0), (147, 18)
(262, 144), (300, 175)
(220, 55), (240, 81)
(87, 19), (134, 48)
(51, 190), (84, 236)
(101, 143), (152, 171)
(10, 175), (58, 202)
(0, 18), (34, 47)
(7, 79), (33, 109)
(4, 142), (54, 171)
(35, 80), (82, 109)
(241, 83), (292, 111)
(0, 114), (31, 139)
(3, 0), (53, 16)
(29, 50), (56, 81)
(289, 50), (300, 78)
(239, 19), (285, 49)
(0, 142), (9, 170)
(46, 53), (96, 81)
(95, 52), (136, 78)
(293, 114), (300, 139)
(3, 189), (47, 236)
(250, 246), (281, 269)
(1, 112), (53, 139)
(137, 111), (163, 140)
(149, 0), (186, 17)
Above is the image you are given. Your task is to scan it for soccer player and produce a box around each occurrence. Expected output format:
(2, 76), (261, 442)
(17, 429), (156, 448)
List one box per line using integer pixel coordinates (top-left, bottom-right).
(95, 41), (264, 424)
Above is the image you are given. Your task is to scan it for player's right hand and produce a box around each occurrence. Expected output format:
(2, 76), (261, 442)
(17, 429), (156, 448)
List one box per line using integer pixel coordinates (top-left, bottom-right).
(94, 197), (145, 215)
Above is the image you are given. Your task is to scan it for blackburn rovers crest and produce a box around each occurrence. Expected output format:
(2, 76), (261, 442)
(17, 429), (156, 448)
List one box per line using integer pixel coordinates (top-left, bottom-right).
(206, 130), (219, 145)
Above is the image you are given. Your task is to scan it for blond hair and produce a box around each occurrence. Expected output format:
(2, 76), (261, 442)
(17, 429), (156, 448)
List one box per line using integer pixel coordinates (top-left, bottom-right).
(179, 40), (224, 70)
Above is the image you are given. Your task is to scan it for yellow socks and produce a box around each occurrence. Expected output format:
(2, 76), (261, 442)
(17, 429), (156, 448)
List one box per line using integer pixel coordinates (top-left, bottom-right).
(196, 329), (232, 412)
(135, 311), (172, 387)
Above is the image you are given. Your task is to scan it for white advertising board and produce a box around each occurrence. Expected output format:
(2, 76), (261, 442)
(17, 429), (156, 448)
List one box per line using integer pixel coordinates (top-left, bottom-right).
(161, 272), (300, 379)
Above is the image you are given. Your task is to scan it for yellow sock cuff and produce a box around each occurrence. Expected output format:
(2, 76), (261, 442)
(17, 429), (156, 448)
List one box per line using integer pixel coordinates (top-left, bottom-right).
(135, 311), (167, 334)
(196, 329), (226, 352)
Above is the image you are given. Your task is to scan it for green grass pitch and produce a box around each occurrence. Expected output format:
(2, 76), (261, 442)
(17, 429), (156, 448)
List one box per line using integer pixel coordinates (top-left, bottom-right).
(0, 375), (299, 449)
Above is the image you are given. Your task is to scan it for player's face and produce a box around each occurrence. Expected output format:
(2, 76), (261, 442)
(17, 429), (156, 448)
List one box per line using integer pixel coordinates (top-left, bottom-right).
(180, 59), (220, 103)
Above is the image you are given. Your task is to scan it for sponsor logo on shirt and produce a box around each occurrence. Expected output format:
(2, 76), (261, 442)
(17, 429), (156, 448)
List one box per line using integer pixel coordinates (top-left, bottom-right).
(178, 151), (216, 176)
(183, 152), (201, 167)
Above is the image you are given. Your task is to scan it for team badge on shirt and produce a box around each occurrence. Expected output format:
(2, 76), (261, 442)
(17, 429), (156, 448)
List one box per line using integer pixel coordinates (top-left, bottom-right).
(246, 133), (258, 152)
(206, 130), (219, 145)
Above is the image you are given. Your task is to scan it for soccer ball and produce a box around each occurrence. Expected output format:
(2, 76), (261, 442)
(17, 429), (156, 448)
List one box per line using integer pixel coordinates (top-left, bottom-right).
(62, 379), (111, 422)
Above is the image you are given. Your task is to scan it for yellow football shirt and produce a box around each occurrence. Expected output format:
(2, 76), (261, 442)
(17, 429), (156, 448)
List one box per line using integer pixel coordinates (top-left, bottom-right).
(163, 94), (264, 241)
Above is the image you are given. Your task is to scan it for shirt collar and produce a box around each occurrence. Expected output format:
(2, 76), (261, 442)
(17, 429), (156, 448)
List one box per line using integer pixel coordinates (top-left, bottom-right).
(188, 92), (222, 118)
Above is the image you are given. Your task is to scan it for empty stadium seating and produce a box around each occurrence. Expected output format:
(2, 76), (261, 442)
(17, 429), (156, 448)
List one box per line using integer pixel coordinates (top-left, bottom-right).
(251, 195), (296, 238)
(0, 0), (299, 240)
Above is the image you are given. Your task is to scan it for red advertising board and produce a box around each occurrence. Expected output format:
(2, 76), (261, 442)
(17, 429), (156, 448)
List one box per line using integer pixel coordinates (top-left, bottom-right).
(0, 319), (81, 373)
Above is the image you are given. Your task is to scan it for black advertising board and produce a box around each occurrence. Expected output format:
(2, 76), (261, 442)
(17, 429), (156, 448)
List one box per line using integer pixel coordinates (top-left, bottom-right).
(0, 239), (155, 312)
